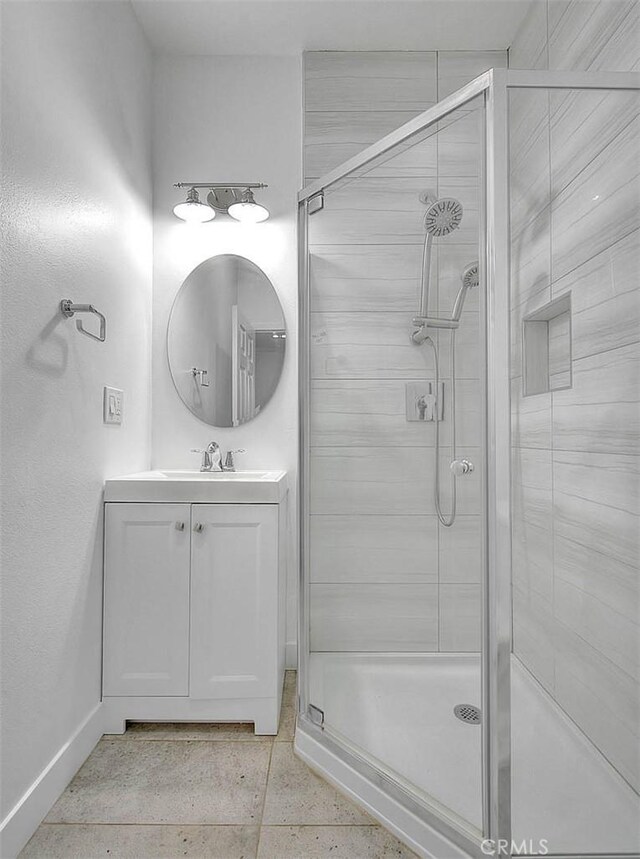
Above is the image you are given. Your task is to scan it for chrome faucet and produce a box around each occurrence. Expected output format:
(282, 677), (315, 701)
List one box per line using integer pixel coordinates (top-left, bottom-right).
(191, 443), (245, 472)
(191, 441), (222, 472)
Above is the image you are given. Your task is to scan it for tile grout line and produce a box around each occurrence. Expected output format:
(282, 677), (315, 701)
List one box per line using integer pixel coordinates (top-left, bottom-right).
(39, 821), (405, 828)
(434, 53), (442, 657)
(254, 719), (277, 857)
(102, 737), (274, 744)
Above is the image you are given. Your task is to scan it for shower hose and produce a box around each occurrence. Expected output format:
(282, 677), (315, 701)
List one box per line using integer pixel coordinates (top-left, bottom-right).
(425, 331), (457, 528)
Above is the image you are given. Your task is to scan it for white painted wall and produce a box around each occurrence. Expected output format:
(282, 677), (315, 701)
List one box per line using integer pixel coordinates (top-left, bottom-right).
(152, 56), (302, 662)
(0, 0), (152, 843)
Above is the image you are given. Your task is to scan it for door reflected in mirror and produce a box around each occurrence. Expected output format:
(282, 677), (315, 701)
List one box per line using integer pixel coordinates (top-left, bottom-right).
(167, 255), (286, 427)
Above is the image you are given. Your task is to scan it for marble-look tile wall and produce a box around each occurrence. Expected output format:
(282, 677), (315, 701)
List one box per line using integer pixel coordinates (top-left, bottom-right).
(305, 51), (506, 654)
(509, 0), (640, 792)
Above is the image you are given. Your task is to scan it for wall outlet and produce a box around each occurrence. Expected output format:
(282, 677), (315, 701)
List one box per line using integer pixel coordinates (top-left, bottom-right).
(103, 386), (123, 425)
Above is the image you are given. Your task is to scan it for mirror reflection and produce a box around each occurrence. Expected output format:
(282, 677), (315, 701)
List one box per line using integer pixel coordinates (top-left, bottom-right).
(168, 255), (286, 427)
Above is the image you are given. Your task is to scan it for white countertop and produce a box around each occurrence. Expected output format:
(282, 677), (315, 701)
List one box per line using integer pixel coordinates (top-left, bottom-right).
(104, 470), (288, 504)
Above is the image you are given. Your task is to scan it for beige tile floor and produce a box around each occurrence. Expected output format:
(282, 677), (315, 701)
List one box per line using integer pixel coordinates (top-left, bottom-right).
(20, 672), (417, 858)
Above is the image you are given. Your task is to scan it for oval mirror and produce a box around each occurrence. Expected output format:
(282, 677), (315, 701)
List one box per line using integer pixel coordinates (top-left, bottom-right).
(168, 255), (286, 427)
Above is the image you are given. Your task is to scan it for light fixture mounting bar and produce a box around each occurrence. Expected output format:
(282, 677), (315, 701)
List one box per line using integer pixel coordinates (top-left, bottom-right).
(174, 182), (267, 190)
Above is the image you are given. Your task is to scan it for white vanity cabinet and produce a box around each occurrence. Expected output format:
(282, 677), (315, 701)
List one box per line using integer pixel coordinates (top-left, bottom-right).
(102, 480), (287, 735)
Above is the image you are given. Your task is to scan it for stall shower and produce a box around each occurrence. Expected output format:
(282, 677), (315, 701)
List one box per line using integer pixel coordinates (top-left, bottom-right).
(298, 69), (640, 858)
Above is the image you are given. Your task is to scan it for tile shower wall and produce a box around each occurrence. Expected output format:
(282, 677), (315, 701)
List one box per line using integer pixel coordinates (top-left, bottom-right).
(509, 0), (640, 791)
(305, 51), (506, 653)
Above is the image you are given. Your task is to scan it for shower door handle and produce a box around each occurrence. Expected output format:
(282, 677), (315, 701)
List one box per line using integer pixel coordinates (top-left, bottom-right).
(450, 459), (474, 477)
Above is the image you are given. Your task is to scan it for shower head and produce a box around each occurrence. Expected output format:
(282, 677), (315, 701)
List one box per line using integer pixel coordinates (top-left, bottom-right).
(462, 261), (480, 290)
(413, 196), (464, 335)
(423, 198), (463, 237)
(451, 261), (481, 322)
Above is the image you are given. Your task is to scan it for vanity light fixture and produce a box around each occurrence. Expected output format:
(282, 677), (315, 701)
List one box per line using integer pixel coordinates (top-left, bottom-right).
(172, 187), (216, 223)
(228, 188), (269, 223)
(173, 182), (269, 222)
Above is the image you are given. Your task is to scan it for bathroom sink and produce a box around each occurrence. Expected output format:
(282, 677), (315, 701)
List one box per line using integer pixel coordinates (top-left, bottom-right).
(156, 470), (274, 480)
(104, 469), (287, 503)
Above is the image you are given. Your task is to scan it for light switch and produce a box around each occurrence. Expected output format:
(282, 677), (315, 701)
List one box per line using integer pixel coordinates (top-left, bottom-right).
(103, 386), (123, 425)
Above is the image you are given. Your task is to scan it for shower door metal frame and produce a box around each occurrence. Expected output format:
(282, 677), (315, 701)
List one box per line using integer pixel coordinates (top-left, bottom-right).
(297, 68), (640, 859)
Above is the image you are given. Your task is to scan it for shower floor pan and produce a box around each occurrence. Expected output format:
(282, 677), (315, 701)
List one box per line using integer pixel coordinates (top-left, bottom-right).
(306, 652), (639, 856)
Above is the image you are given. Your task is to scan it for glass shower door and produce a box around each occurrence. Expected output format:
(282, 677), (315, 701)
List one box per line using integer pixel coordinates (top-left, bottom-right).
(303, 94), (487, 842)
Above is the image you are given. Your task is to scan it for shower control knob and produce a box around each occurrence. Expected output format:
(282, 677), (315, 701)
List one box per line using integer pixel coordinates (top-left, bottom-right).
(450, 458), (474, 477)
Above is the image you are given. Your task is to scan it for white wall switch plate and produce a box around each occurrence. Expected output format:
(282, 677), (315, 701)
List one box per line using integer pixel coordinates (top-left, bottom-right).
(103, 386), (123, 425)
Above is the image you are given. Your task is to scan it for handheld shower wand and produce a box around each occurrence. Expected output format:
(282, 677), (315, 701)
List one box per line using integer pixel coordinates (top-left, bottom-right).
(413, 260), (479, 331)
(451, 262), (480, 322)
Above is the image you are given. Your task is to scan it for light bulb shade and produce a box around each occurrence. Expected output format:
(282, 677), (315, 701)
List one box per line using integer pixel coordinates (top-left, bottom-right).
(228, 188), (269, 223)
(173, 188), (215, 222)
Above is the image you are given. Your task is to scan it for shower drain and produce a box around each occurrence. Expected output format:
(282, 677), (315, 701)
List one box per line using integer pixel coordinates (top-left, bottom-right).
(453, 704), (481, 725)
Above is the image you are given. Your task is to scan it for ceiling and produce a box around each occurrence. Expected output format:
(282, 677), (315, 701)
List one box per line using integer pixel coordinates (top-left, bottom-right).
(130, 0), (530, 55)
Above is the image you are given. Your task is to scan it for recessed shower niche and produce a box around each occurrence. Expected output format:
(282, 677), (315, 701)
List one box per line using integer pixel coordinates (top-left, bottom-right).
(522, 292), (572, 396)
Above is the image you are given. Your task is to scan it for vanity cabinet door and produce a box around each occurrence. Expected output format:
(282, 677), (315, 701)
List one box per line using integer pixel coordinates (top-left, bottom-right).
(190, 504), (278, 700)
(103, 503), (191, 696)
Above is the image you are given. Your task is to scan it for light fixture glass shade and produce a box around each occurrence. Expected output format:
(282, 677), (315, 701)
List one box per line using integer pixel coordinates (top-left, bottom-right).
(173, 188), (215, 223)
(228, 188), (269, 223)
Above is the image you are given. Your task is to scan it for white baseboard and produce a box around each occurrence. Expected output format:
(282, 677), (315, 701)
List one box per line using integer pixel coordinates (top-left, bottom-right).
(285, 639), (297, 669)
(102, 695), (281, 736)
(0, 703), (104, 859)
